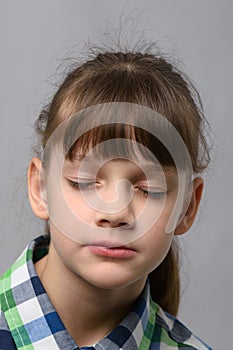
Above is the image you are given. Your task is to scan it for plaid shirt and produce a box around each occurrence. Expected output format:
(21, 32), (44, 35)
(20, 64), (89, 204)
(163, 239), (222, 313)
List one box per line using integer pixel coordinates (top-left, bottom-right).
(0, 235), (212, 349)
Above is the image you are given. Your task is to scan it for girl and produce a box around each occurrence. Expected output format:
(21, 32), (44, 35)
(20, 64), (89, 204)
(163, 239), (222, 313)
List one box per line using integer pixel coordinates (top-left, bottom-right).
(0, 47), (212, 349)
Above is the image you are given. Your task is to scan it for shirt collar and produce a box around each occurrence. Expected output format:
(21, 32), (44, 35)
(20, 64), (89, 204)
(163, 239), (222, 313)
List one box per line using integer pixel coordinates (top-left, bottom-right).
(0, 235), (156, 350)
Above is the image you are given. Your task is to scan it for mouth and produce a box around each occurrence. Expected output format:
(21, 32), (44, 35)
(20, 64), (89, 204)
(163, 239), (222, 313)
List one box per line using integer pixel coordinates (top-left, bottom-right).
(87, 241), (136, 259)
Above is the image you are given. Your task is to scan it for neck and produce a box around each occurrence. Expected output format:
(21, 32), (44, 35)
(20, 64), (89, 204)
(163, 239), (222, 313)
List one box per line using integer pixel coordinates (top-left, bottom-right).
(35, 242), (146, 347)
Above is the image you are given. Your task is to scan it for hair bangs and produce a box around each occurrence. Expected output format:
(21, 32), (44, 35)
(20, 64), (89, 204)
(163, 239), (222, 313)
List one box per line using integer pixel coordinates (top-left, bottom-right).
(64, 123), (175, 169)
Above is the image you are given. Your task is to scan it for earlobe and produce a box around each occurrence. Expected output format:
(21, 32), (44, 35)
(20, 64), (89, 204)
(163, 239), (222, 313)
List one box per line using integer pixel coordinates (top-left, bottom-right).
(174, 177), (204, 235)
(28, 157), (49, 220)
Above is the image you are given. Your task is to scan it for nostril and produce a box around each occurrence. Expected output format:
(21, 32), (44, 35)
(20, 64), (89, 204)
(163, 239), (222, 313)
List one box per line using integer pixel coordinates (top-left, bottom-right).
(97, 219), (128, 228)
(117, 222), (128, 227)
(98, 219), (110, 226)
(99, 219), (109, 224)
(97, 219), (113, 228)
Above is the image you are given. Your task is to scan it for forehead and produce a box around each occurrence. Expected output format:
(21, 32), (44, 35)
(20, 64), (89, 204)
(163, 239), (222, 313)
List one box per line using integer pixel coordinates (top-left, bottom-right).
(63, 155), (178, 181)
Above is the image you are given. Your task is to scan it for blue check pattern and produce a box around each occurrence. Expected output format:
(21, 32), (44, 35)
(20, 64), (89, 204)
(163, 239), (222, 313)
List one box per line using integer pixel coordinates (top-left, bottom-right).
(0, 235), (213, 349)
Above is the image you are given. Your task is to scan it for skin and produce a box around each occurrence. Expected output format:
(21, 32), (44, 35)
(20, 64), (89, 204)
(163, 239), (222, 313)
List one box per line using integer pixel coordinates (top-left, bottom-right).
(28, 157), (203, 347)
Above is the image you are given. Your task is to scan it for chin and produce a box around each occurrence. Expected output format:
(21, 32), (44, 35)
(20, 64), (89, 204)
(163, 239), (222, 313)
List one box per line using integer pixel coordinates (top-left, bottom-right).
(82, 268), (141, 291)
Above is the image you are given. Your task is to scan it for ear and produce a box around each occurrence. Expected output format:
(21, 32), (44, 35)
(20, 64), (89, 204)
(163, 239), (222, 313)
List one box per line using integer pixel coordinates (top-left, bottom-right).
(28, 157), (49, 220)
(174, 177), (204, 235)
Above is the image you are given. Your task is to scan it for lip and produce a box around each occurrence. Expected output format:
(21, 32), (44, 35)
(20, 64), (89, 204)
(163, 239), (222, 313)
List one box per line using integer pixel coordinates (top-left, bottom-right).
(88, 240), (132, 248)
(87, 241), (136, 259)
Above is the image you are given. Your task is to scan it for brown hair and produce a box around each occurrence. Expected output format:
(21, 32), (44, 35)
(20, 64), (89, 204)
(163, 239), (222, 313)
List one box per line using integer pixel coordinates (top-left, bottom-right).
(35, 49), (210, 317)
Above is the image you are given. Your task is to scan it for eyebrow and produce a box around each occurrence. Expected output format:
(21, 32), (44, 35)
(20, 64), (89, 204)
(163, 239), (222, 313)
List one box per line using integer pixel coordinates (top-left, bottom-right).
(64, 156), (177, 175)
(137, 162), (176, 173)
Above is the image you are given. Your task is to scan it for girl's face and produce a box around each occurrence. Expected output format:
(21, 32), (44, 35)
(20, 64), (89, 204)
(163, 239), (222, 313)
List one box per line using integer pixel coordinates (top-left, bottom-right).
(46, 156), (181, 290)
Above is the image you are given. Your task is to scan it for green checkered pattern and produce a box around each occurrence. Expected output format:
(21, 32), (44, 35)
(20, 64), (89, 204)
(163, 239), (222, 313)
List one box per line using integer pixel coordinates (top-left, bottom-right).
(0, 236), (213, 349)
(0, 249), (33, 349)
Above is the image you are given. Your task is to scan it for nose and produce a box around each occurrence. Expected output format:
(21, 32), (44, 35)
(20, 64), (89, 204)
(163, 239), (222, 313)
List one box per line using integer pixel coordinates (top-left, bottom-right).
(95, 205), (135, 228)
(94, 180), (136, 228)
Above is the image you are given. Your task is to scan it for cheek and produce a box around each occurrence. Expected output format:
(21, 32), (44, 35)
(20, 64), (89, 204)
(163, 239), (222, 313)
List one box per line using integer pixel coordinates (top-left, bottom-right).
(50, 222), (78, 252)
(63, 189), (96, 224)
(50, 223), (84, 269)
(139, 218), (174, 272)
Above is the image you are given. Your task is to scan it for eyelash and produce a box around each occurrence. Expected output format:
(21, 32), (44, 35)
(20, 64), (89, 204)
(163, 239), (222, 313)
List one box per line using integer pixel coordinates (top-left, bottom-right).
(67, 179), (167, 199)
(67, 180), (97, 190)
(135, 187), (167, 199)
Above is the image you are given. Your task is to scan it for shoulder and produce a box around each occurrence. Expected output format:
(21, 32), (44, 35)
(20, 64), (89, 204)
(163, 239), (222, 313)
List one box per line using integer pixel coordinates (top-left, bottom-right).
(0, 268), (17, 349)
(150, 301), (213, 349)
(0, 237), (45, 350)
(0, 311), (17, 349)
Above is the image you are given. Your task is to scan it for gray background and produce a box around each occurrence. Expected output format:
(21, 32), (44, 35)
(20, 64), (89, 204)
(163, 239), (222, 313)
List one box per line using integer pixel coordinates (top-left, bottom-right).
(0, 1), (232, 348)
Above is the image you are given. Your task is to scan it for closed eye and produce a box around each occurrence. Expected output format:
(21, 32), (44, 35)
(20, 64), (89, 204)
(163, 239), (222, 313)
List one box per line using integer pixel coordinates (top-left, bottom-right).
(135, 187), (167, 199)
(66, 179), (167, 199)
(66, 179), (97, 190)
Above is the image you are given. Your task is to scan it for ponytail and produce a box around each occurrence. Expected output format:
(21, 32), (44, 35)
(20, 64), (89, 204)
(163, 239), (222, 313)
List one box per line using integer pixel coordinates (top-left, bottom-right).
(148, 240), (180, 317)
